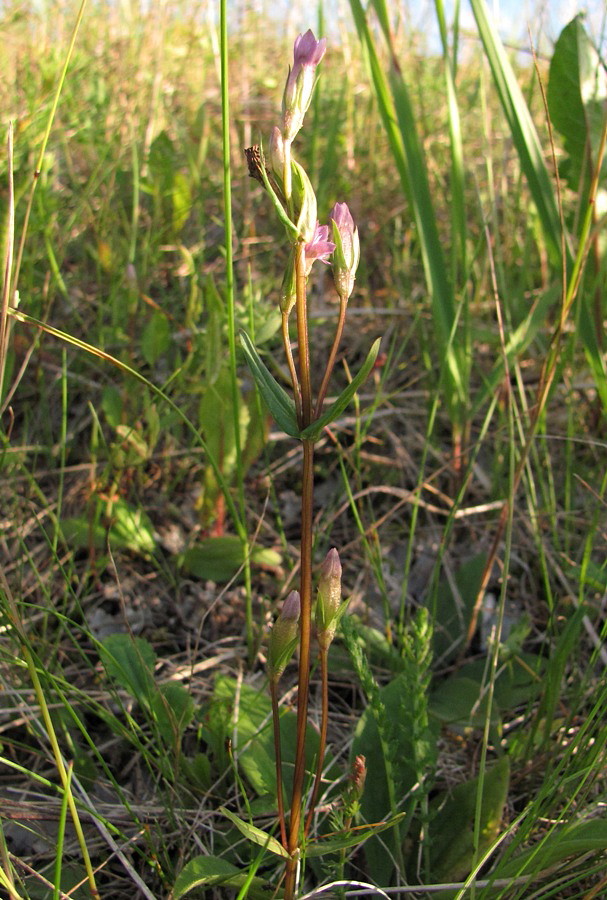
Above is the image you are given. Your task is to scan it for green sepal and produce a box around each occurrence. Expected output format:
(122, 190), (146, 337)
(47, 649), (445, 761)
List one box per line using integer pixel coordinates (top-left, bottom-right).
(240, 331), (300, 438)
(268, 635), (299, 682)
(301, 338), (381, 441)
(257, 147), (299, 239)
(292, 158), (317, 243)
(218, 807), (290, 859)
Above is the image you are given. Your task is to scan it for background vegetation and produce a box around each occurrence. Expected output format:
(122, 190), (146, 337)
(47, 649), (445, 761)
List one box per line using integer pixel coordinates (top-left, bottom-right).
(1, 0), (606, 897)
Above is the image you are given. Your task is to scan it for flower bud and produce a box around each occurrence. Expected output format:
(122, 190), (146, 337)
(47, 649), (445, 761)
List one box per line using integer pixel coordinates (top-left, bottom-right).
(282, 30), (326, 142)
(292, 159), (318, 243)
(269, 126), (285, 183)
(329, 202), (360, 301)
(315, 548), (343, 651)
(267, 591), (300, 681)
(280, 250), (297, 315)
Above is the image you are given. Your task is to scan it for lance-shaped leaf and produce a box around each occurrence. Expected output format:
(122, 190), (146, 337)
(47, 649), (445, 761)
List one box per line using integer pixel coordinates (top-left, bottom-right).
(218, 807), (290, 859)
(240, 330), (300, 438)
(304, 812), (406, 858)
(300, 338), (381, 441)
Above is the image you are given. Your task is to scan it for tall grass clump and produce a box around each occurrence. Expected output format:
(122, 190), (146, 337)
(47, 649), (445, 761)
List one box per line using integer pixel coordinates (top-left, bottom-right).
(1, 0), (607, 897)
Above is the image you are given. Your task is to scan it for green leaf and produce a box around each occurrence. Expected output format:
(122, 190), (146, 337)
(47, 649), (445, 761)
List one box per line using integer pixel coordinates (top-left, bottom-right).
(172, 171), (192, 234)
(427, 756), (510, 882)
(141, 311), (170, 367)
(239, 330), (300, 438)
(218, 807), (289, 858)
(181, 753), (212, 791)
(173, 855), (281, 899)
(203, 277), (224, 385)
(100, 634), (156, 705)
(347, 0), (466, 420)
(206, 676), (336, 803)
(101, 385), (123, 428)
(152, 682), (195, 746)
(62, 498), (156, 556)
(305, 813), (406, 858)
(351, 673), (424, 883)
(430, 676), (501, 733)
(547, 15), (607, 191)
(468, 0), (566, 266)
(425, 554), (486, 666)
(300, 337), (381, 441)
(181, 536), (281, 583)
(174, 855), (240, 897)
(497, 819), (607, 878)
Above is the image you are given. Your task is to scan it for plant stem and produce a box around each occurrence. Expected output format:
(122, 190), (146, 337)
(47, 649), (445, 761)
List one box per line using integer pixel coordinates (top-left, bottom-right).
(285, 241), (315, 899)
(282, 310), (302, 425)
(315, 294), (348, 417)
(304, 647), (329, 838)
(270, 679), (288, 849)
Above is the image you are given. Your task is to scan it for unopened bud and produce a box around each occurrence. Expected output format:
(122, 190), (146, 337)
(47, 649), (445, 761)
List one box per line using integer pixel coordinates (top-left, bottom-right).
(329, 202), (360, 301)
(268, 590), (300, 681)
(292, 159), (318, 243)
(269, 127), (285, 182)
(280, 250), (297, 315)
(316, 548), (343, 650)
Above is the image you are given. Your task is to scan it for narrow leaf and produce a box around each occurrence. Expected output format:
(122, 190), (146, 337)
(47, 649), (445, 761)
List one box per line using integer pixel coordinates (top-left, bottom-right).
(218, 807), (290, 859)
(468, 0), (567, 266)
(300, 338), (381, 441)
(240, 331), (300, 438)
(305, 813), (406, 858)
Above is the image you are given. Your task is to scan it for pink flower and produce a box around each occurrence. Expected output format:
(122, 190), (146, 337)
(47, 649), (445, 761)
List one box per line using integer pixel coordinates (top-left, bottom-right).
(305, 223), (335, 274)
(282, 30), (327, 141)
(293, 30), (326, 71)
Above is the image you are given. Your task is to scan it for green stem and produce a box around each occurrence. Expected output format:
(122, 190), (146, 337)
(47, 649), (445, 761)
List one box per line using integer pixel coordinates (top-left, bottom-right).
(220, 0), (254, 664)
(315, 294), (348, 417)
(270, 679), (288, 849)
(304, 647), (329, 838)
(282, 310), (302, 425)
(284, 139), (294, 218)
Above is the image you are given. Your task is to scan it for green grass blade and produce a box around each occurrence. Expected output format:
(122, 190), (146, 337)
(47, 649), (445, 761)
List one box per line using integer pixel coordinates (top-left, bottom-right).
(468, 0), (569, 268)
(220, 0), (255, 662)
(348, 0), (465, 417)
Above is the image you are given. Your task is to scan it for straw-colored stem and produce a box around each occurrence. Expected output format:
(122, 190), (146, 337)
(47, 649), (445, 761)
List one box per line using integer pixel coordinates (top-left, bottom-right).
(0, 124), (14, 403)
(285, 242), (315, 899)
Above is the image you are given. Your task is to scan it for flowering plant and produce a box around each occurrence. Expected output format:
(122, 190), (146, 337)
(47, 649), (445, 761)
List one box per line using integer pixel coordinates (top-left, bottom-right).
(240, 30), (381, 899)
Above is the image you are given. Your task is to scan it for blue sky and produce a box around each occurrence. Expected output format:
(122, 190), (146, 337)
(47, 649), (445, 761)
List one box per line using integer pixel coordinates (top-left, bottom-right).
(431, 0), (606, 54)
